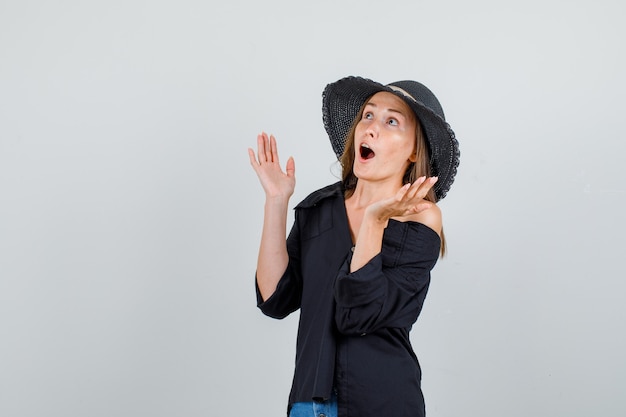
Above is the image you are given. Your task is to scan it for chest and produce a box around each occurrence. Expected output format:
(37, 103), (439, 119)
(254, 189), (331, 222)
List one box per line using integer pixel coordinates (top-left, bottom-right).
(345, 206), (363, 244)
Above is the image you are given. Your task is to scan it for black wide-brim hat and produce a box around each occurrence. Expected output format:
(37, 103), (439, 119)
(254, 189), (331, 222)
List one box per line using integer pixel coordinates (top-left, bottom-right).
(322, 76), (460, 200)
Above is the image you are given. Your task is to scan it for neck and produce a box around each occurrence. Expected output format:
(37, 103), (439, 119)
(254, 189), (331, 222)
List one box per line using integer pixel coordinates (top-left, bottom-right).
(347, 178), (403, 210)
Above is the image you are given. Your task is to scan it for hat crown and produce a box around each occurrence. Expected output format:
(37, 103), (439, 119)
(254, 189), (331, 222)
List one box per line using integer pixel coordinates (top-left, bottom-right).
(388, 80), (446, 121)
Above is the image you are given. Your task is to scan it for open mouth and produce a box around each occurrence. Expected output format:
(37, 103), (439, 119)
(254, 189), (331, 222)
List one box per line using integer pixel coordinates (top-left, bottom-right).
(360, 144), (375, 160)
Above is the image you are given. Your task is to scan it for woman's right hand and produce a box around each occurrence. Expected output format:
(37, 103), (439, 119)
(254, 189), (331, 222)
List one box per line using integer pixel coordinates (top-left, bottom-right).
(248, 132), (296, 199)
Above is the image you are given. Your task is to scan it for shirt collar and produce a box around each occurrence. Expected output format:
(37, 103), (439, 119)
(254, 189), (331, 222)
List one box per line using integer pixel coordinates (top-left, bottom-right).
(295, 181), (344, 209)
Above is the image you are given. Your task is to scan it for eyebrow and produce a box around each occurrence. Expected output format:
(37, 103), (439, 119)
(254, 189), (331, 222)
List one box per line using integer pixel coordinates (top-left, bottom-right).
(364, 102), (406, 116)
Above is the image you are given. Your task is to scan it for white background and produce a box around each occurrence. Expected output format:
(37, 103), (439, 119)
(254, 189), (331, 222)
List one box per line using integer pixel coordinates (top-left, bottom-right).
(1, 1), (625, 416)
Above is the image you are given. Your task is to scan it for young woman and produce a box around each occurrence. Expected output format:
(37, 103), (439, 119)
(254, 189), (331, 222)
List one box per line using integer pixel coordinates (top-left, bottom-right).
(248, 76), (460, 417)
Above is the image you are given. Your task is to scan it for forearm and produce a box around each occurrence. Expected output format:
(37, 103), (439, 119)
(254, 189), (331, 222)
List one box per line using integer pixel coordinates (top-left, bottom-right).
(256, 196), (291, 301)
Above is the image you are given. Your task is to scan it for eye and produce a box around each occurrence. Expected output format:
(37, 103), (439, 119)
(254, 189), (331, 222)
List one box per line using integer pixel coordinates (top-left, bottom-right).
(363, 112), (373, 120)
(388, 118), (399, 126)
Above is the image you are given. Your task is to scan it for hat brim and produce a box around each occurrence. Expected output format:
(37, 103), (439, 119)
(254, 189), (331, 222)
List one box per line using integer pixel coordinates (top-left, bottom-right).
(322, 76), (459, 200)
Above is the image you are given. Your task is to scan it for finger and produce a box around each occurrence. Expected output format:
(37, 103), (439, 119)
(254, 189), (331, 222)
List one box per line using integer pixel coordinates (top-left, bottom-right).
(411, 176), (437, 200)
(395, 183), (412, 201)
(264, 132), (272, 163)
(418, 176), (438, 198)
(407, 202), (431, 215)
(248, 147), (259, 167)
(257, 133), (267, 163)
(270, 134), (279, 165)
(405, 177), (426, 199)
(286, 156), (295, 178)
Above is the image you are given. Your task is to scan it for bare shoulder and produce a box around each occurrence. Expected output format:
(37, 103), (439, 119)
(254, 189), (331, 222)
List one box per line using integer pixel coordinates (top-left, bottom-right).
(404, 202), (442, 237)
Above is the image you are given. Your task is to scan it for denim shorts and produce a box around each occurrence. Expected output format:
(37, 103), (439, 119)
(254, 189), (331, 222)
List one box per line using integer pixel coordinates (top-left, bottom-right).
(288, 391), (338, 417)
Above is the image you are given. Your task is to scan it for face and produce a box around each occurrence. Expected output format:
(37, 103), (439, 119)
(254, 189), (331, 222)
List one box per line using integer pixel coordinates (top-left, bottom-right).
(352, 91), (418, 185)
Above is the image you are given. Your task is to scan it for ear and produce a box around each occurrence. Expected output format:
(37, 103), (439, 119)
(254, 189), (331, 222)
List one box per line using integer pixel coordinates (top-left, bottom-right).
(409, 139), (419, 163)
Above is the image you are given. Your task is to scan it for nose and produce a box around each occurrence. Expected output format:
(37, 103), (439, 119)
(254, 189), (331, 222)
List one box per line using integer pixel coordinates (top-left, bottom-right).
(365, 122), (379, 139)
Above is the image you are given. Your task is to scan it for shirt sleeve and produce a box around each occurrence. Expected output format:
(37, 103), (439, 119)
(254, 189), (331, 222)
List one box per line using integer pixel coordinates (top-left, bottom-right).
(333, 222), (440, 335)
(255, 213), (303, 319)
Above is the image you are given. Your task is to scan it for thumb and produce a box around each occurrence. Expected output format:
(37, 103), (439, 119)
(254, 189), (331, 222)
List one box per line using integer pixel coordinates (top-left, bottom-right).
(286, 156), (295, 177)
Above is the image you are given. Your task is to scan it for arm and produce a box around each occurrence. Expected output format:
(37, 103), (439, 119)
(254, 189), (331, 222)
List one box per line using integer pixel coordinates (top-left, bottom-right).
(335, 177), (441, 335)
(255, 217), (303, 319)
(350, 176), (439, 271)
(248, 133), (296, 301)
(335, 221), (440, 335)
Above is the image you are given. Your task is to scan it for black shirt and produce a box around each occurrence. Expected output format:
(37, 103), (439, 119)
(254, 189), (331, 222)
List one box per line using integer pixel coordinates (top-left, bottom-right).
(256, 182), (440, 417)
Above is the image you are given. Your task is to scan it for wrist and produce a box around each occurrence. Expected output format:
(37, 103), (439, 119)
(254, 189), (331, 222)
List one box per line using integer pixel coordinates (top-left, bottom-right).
(362, 209), (389, 229)
(265, 194), (291, 207)
(363, 206), (390, 225)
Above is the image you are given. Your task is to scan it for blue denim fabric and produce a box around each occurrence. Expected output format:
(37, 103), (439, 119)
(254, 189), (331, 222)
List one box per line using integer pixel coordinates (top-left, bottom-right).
(289, 391), (337, 417)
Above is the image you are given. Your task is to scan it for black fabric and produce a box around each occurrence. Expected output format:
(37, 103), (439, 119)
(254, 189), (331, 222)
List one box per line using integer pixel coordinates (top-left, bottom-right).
(256, 182), (440, 417)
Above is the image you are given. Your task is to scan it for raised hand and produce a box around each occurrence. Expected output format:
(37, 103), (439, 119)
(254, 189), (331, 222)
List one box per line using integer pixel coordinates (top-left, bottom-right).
(365, 176), (438, 223)
(248, 132), (296, 200)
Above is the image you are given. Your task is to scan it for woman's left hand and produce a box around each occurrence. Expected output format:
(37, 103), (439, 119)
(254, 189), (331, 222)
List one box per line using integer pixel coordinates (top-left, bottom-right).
(365, 177), (438, 223)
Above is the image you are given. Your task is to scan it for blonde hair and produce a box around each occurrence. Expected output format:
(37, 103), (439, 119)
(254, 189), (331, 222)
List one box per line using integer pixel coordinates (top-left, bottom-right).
(339, 101), (447, 256)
